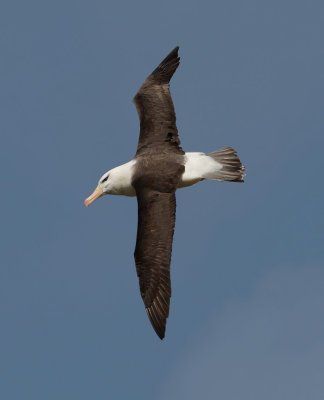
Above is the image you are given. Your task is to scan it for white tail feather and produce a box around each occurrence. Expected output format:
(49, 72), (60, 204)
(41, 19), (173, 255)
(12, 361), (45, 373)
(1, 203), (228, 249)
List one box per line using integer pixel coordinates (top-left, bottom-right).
(179, 148), (245, 188)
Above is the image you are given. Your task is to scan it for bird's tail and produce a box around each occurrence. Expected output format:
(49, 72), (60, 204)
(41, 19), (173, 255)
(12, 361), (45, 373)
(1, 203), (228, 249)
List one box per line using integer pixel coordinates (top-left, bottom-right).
(206, 147), (245, 182)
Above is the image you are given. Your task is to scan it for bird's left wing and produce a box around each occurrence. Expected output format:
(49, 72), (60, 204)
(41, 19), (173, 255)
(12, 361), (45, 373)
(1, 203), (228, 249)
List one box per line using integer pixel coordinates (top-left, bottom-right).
(132, 161), (184, 339)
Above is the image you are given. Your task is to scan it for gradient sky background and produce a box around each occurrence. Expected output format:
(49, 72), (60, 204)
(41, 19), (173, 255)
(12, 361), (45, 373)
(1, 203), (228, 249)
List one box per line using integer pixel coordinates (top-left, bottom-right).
(1, 0), (324, 399)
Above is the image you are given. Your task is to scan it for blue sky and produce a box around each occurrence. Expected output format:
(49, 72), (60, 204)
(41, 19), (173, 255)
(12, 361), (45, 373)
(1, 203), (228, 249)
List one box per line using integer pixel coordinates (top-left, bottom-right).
(1, 0), (323, 399)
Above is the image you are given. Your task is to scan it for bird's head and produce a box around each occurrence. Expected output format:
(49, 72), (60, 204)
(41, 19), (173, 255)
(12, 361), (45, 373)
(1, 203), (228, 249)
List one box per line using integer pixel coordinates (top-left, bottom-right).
(84, 171), (112, 207)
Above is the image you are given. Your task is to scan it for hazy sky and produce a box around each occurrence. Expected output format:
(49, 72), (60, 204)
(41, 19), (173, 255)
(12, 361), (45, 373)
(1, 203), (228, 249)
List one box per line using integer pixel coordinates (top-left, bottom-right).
(1, 0), (323, 399)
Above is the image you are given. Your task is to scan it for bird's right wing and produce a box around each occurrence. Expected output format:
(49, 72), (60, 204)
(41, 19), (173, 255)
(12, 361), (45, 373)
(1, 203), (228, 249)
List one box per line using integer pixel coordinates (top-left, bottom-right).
(133, 47), (184, 157)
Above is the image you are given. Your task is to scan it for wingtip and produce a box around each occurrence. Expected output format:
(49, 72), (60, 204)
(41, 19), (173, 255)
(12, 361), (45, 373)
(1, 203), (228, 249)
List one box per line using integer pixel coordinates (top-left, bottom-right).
(150, 46), (181, 84)
(156, 328), (165, 340)
(146, 307), (167, 340)
(169, 45), (180, 58)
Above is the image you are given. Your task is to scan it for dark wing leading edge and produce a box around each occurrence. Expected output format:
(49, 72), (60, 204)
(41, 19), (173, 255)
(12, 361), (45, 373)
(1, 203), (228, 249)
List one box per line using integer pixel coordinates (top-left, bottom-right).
(132, 162), (184, 339)
(133, 46), (184, 156)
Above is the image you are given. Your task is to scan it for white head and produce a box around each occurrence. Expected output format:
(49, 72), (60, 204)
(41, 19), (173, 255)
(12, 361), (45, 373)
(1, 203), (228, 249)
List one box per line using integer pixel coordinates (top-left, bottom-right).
(84, 160), (136, 206)
(84, 170), (112, 207)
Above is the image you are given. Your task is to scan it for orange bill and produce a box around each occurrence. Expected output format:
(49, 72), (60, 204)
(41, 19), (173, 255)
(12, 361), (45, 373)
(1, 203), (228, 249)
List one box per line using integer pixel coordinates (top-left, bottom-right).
(84, 185), (103, 207)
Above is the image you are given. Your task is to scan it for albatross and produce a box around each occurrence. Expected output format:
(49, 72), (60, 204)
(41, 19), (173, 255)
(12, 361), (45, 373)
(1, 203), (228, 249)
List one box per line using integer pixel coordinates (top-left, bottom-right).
(84, 47), (245, 339)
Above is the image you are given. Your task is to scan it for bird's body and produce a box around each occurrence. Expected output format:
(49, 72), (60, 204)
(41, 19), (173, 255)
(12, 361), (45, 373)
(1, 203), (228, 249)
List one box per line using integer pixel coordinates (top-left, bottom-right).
(101, 151), (235, 197)
(85, 47), (245, 339)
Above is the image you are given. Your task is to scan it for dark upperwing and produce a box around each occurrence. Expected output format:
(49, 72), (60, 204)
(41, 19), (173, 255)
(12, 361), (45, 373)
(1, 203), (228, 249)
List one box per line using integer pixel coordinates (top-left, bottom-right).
(132, 159), (184, 339)
(132, 48), (185, 338)
(133, 46), (184, 157)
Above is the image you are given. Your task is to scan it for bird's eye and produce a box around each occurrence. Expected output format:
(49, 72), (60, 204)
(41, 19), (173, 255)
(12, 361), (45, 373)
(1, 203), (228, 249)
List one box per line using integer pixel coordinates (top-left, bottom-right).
(101, 176), (108, 184)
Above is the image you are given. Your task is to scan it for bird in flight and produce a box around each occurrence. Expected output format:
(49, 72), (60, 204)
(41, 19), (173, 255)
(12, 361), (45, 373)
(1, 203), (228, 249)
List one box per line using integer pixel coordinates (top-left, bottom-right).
(84, 47), (245, 339)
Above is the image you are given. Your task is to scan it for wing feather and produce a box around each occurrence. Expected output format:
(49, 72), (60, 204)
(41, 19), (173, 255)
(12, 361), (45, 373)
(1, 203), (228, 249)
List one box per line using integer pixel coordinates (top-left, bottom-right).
(133, 189), (175, 339)
(132, 159), (183, 339)
(133, 47), (184, 156)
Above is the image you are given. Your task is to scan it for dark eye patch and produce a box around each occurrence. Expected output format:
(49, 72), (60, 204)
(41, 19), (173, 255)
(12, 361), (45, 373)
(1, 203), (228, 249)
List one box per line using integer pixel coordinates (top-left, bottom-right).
(101, 176), (108, 183)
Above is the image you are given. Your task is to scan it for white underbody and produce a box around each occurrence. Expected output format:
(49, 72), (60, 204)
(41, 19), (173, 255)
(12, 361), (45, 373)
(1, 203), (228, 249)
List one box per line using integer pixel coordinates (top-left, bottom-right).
(99, 152), (223, 197)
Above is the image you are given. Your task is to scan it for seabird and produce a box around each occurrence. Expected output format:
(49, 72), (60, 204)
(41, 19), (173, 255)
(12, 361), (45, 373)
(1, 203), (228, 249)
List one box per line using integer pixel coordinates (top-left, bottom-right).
(84, 47), (245, 339)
